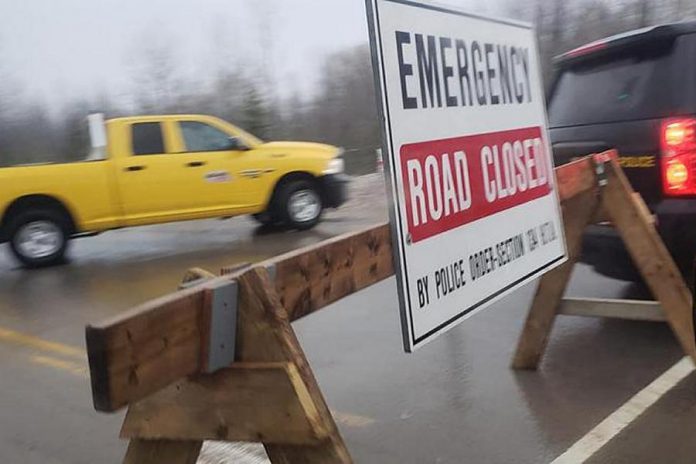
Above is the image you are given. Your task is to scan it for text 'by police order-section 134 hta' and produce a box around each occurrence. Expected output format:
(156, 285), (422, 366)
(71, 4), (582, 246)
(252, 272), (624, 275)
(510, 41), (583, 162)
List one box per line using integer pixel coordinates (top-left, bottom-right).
(365, 0), (567, 352)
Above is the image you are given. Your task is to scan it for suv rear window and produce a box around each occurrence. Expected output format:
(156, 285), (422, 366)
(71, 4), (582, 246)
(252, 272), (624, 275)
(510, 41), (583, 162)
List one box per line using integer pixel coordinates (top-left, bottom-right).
(548, 41), (680, 127)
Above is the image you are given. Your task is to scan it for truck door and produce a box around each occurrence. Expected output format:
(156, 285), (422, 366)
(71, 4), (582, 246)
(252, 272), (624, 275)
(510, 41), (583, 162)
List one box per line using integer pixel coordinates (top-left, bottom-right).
(174, 120), (261, 209)
(116, 120), (233, 224)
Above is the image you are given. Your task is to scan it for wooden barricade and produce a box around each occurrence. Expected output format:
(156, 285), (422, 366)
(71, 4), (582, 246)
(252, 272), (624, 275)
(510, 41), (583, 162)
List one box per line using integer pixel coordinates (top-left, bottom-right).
(86, 224), (394, 464)
(513, 150), (696, 369)
(85, 151), (696, 463)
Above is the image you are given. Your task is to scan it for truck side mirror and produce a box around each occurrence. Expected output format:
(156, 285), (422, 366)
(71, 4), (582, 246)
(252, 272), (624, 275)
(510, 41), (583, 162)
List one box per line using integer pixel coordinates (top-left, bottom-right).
(227, 136), (250, 152)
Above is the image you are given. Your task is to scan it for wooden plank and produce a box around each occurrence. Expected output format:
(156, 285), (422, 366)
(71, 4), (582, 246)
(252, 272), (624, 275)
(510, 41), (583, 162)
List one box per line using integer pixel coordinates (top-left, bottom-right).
(86, 288), (207, 412)
(220, 261), (252, 275)
(556, 157), (597, 201)
(122, 439), (202, 464)
(631, 192), (657, 226)
(265, 223), (394, 321)
(179, 267), (215, 289)
(87, 224), (394, 412)
(512, 187), (600, 369)
(602, 159), (696, 362)
(121, 363), (327, 444)
(559, 297), (665, 322)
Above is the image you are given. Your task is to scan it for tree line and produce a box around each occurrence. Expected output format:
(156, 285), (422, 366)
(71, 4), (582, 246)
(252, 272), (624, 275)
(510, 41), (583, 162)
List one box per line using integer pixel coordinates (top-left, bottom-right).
(0, 0), (694, 173)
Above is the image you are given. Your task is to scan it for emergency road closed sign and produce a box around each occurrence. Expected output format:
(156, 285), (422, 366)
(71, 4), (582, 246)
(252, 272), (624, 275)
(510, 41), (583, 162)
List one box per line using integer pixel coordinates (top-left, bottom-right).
(365, 0), (567, 351)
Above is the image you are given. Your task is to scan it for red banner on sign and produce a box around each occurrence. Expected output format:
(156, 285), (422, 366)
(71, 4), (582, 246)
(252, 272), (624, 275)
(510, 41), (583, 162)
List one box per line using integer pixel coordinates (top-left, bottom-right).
(400, 126), (552, 243)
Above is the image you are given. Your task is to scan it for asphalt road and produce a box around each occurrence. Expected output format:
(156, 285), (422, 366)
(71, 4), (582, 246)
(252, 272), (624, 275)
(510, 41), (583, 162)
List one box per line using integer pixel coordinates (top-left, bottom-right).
(0, 177), (694, 463)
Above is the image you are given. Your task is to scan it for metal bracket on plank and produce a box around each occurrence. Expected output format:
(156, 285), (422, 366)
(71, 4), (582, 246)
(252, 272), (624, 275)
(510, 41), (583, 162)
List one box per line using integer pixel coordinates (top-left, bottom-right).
(196, 263), (275, 373)
(206, 281), (238, 373)
(595, 162), (608, 187)
(593, 150), (616, 188)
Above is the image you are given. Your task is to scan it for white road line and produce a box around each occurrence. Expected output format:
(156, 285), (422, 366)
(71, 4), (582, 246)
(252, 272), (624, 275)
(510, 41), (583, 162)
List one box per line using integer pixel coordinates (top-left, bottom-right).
(550, 356), (695, 464)
(199, 442), (268, 464)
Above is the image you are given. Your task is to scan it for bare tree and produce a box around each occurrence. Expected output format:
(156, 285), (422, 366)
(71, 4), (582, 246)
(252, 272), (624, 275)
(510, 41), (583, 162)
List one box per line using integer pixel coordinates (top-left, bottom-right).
(295, 45), (381, 174)
(5, 0), (696, 172)
(248, 0), (279, 137)
(637, 0), (652, 27)
(126, 30), (183, 114)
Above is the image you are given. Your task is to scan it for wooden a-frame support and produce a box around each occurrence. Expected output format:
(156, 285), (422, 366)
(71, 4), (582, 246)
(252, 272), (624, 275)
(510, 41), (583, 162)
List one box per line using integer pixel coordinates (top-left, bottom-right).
(87, 222), (394, 464)
(120, 267), (351, 464)
(86, 151), (696, 464)
(120, 269), (350, 463)
(513, 151), (696, 369)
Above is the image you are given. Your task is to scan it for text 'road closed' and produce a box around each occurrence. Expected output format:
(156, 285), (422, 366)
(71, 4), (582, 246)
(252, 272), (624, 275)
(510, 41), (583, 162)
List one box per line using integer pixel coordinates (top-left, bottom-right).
(400, 126), (551, 243)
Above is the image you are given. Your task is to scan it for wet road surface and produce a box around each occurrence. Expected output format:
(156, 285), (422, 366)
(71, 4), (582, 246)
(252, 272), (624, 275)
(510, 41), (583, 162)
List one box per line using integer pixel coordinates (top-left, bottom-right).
(0, 176), (693, 463)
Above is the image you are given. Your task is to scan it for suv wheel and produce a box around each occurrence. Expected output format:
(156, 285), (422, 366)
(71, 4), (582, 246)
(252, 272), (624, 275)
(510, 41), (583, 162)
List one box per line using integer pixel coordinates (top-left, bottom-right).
(7, 210), (70, 268)
(278, 180), (323, 230)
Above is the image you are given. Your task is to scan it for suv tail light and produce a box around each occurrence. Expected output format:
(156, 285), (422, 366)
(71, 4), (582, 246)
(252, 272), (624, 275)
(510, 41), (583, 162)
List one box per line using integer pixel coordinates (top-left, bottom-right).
(661, 118), (696, 195)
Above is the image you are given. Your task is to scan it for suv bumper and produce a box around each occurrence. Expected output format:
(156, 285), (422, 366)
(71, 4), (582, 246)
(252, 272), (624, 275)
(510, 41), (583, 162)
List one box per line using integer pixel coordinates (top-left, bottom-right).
(581, 198), (696, 280)
(319, 174), (350, 208)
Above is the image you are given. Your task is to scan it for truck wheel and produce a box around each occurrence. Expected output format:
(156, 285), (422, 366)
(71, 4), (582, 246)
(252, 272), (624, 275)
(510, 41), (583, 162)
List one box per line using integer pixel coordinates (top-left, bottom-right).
(7, 210), (70, 268)
(278, 180), (323, 230)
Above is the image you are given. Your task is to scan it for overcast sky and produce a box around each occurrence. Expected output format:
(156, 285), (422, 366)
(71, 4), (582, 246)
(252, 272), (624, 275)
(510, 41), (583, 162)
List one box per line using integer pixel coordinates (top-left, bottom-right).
(0, 0), (493, 109)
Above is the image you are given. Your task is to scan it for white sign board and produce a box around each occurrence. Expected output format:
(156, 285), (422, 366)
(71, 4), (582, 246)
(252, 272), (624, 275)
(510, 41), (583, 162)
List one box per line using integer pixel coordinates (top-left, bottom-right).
(365, 0), (567, 352)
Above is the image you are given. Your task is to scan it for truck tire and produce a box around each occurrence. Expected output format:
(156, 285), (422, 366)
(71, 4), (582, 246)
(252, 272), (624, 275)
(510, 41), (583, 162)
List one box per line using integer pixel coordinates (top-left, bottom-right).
(7, 209), (70, 268)
(277, 180), (323, 230)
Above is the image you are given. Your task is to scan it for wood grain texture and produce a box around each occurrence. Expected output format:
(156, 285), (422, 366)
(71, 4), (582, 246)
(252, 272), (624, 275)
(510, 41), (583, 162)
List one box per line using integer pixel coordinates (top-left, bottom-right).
(179, 267), (215, 289)
(264, 223), (394, 322)
(87, 224), (394, 412)
(121, 363), (327, 444)
(603, 159), (696, 362)
(238, 268), (352, 463)
(559, 298), (665, 322)
(512, 187), (600, 369)
(555, 157), (597, 201)
(631, 192), (656, 226)
(86, 288), (206, 412)
(121, 268), (351, 462)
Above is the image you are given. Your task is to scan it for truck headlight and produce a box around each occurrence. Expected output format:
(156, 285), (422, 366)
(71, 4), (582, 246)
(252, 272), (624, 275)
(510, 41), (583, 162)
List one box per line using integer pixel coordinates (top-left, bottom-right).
(324, 157), (345, 175)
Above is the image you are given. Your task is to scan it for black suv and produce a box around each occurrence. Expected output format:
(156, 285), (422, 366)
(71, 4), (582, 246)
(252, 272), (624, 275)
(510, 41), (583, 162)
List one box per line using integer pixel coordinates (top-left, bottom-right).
(547, 22), (696, 280)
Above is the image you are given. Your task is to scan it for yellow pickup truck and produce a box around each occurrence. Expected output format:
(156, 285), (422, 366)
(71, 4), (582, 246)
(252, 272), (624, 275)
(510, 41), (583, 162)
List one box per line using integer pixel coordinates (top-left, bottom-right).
(0, 114), (347, 267)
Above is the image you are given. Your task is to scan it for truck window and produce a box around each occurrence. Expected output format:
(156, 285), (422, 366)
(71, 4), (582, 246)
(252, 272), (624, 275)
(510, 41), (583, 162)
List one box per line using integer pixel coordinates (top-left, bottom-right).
(132, 122), (165, 155)
(180, 121), (231, 152)
(548, 41), (678, 128)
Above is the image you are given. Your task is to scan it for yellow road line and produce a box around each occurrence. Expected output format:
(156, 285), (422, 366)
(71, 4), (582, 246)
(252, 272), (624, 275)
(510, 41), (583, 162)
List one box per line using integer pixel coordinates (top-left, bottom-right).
(0, 326), (85, 360)
(30, 355), (88, 378)
(1, 326), (377, 427)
